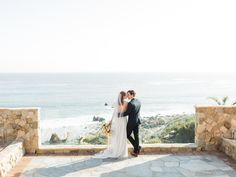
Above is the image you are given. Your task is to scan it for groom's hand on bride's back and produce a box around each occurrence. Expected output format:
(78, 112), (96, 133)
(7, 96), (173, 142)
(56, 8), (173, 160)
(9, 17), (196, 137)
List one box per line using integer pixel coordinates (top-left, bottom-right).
(122, 102), (132, 117)
(117, 112), (122, 117)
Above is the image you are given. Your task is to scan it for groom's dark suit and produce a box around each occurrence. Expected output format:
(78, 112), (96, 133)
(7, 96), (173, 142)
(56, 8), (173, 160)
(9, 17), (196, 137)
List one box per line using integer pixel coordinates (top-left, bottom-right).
(122, 98), (141, 153)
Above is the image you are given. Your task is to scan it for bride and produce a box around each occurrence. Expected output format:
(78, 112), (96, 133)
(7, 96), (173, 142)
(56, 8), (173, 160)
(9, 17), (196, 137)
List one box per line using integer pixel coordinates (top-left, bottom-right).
(93, 91), (128, 159)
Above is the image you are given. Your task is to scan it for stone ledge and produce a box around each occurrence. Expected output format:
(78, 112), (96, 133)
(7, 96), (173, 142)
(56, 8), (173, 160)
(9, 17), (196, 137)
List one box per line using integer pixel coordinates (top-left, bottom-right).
(195, 105), (236, 108)
(0, 107), (40, 110)
(221, 137), (236, 160)
(0, 138), (25, 177)
(36, 143), (197, 155)
(222, 137), (236, 146)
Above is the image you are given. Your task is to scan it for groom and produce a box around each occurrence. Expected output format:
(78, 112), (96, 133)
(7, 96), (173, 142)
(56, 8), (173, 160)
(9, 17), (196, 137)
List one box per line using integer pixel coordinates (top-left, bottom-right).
(122, 90), (141, 157)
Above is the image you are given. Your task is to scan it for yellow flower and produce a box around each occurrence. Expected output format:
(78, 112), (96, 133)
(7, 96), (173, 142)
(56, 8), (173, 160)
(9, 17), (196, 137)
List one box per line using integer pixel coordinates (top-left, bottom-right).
(101, 122), (111, 136)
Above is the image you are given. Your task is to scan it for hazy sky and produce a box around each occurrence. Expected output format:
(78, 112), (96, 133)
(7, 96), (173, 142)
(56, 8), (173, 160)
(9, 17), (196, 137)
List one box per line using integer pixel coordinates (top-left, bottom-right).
(0, 0), (235, 72)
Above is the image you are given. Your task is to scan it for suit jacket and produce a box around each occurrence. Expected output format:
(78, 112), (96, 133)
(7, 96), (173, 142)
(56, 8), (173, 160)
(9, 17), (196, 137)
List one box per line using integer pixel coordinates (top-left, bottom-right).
(122, 98), (141, 128)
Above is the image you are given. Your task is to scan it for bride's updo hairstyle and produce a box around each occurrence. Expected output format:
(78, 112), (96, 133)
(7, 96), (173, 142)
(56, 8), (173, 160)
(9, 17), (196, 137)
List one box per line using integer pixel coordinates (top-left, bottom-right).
(119, 91), (126, 105)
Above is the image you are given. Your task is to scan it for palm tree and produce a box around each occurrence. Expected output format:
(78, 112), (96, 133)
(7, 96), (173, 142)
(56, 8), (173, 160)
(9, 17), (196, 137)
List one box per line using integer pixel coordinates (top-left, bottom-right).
(207, 96), (234, 105)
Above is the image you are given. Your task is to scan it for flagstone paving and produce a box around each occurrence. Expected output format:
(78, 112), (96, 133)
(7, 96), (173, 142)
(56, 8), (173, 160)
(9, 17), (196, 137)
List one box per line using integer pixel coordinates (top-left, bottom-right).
(7, 154), (236, 177)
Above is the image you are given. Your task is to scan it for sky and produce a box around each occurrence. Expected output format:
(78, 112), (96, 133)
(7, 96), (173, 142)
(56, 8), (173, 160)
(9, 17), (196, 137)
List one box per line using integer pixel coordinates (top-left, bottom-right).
(0, 0), (236, 73)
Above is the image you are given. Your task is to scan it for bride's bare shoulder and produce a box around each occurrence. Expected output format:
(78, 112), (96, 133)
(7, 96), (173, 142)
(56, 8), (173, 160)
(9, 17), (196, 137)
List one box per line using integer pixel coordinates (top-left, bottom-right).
(117, 102), (128, 112)
(123, 101), (128, 110)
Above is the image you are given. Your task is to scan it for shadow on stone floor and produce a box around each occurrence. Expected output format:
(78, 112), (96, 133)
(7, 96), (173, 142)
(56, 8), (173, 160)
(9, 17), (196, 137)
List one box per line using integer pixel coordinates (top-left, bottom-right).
(21, 157), (127, 177)
(18, 154), (236, 177)
(99, 155), (236, 177)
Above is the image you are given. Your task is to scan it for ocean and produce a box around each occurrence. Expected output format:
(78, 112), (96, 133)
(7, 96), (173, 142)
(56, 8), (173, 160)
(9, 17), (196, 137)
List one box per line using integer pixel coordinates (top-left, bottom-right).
(1, 72), (236, 143)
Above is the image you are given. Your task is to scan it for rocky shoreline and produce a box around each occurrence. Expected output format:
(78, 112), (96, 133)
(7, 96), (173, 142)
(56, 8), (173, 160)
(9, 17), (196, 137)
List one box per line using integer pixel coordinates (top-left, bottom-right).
(140, 113), (195, 144)
(43, 113), (195, 145)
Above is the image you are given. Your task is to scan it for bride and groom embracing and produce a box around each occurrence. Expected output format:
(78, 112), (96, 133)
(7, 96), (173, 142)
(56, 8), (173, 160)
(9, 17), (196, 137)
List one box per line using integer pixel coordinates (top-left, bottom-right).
(94, 90), (142, 159)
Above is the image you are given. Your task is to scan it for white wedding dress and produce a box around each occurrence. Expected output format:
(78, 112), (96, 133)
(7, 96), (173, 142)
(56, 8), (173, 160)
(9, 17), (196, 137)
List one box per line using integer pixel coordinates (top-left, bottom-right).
(93, 95), (128, 159)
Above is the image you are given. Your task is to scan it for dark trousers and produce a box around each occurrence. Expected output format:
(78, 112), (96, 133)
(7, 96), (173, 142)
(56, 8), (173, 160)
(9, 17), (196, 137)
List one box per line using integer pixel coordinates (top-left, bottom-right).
(127, 125), (139, 153)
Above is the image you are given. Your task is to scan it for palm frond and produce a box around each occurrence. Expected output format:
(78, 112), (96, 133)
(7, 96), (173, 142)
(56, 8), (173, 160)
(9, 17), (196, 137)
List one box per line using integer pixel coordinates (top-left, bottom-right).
(208, 97), (222, 105)
(222, 96), (229, 105)
(232, 101), (236, 105)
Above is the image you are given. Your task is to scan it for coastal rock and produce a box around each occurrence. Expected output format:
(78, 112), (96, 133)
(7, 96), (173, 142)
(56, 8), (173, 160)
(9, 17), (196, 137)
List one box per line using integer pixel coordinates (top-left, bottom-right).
(49, 133), (61, 144)
(93, 116), (105, 122)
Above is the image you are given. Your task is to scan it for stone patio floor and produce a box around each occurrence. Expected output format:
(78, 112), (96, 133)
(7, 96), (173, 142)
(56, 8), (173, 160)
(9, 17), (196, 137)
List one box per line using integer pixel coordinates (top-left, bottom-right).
(7, 153), (236, 177)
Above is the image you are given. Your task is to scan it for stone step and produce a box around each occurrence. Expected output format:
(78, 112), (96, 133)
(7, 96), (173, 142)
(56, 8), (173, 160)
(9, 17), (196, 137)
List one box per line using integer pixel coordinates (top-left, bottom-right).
(36, 143), (197, 155)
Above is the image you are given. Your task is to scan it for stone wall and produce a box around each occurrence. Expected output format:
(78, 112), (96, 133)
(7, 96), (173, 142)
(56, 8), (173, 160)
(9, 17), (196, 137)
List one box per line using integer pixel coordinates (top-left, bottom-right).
(1, 106), (236, 155)
(0, 108), (40, 154)
(195, 106), (236, 151)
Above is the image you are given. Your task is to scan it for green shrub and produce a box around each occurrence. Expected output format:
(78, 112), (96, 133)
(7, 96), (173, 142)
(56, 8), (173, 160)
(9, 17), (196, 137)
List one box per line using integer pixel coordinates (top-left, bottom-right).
(160, 115), (195, 143)
(144, 137), (162, 144)
(82, 133), (108, 145)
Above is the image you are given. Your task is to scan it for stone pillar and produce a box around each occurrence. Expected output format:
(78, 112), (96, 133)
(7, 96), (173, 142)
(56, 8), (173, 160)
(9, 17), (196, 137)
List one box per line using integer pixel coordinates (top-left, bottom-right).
(0, 108), (40, 154)
(195, 106), (236, 151)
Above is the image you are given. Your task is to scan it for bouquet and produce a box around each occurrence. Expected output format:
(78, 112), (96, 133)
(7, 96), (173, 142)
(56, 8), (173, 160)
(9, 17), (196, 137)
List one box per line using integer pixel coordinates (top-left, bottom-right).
(101, 122), (112, 136)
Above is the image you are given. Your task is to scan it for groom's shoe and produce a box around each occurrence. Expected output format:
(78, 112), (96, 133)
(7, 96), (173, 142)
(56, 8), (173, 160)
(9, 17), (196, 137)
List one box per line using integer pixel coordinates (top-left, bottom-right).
(130, 151), (138, 157)
(137, 146), (142, 154)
